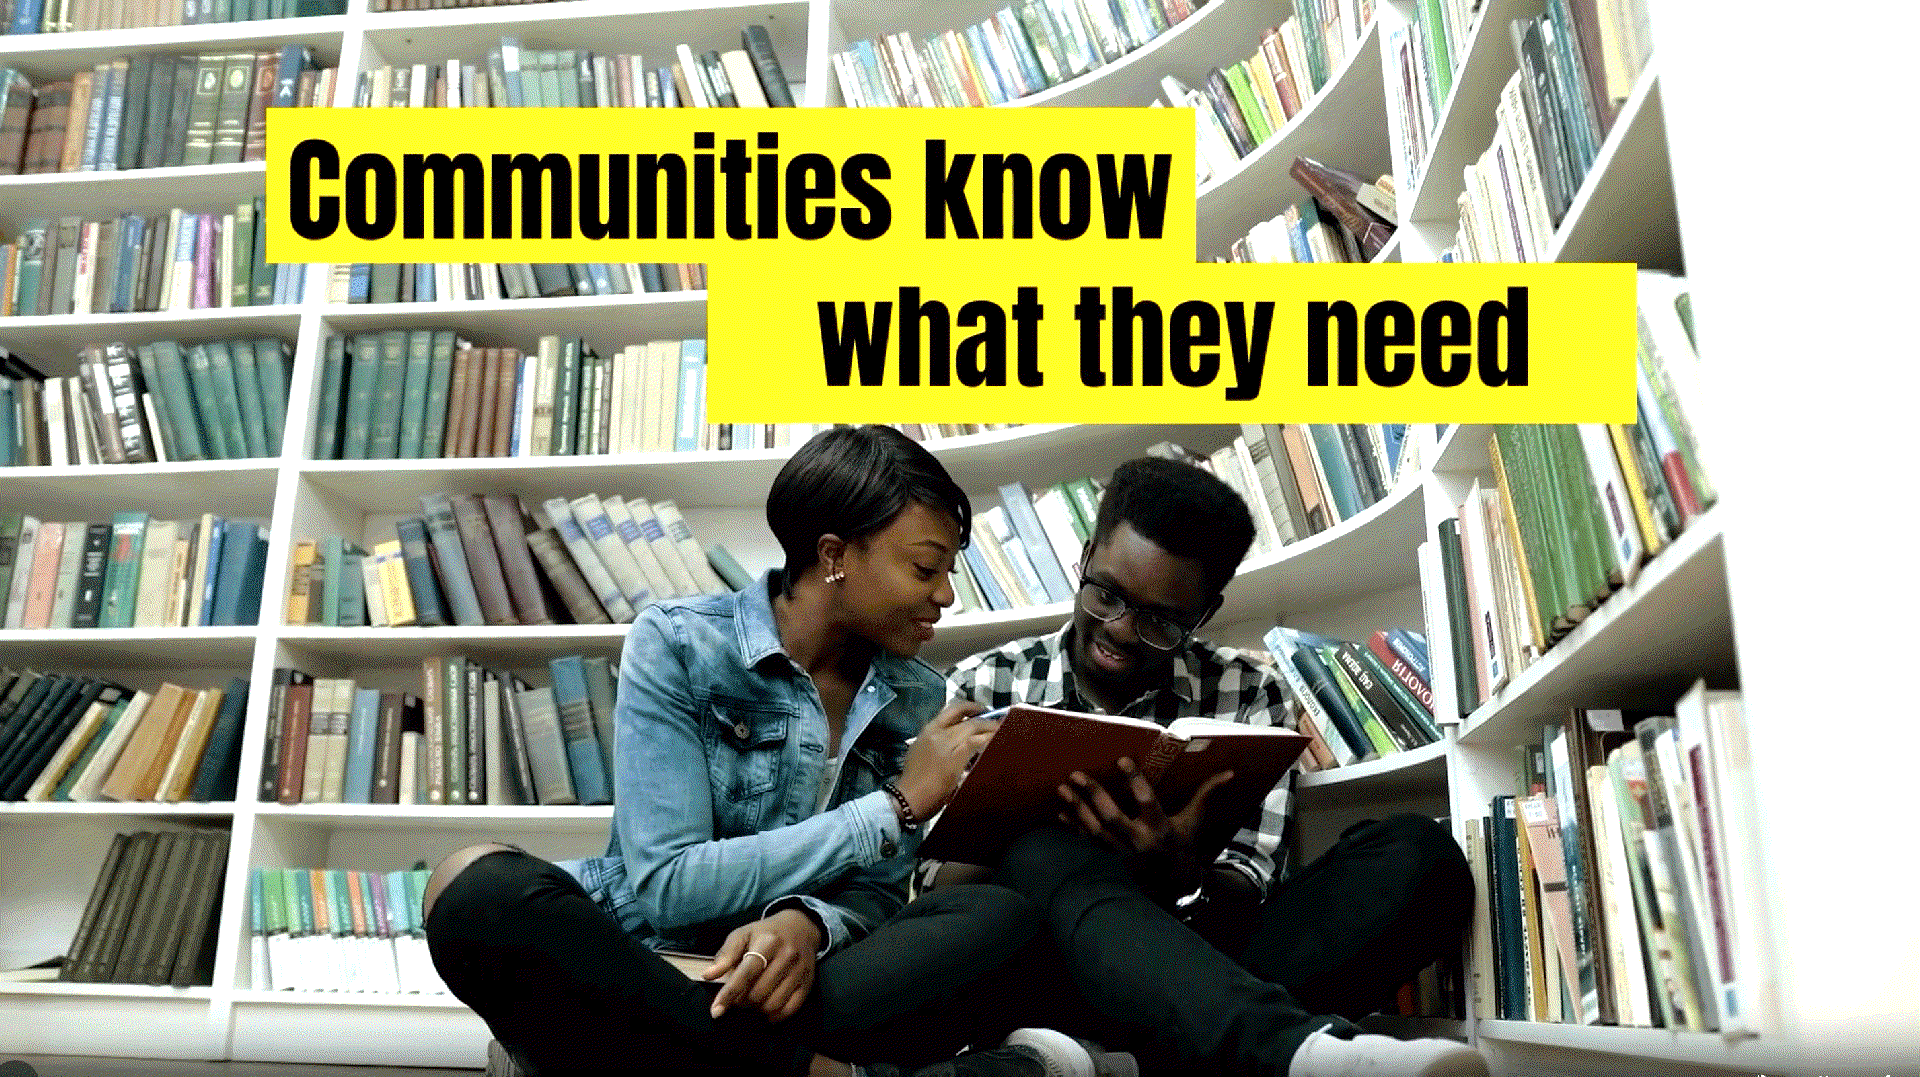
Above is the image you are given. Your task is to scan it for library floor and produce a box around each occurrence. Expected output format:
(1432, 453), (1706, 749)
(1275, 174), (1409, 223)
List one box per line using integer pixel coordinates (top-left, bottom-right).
(2, 1060), (479, 1076)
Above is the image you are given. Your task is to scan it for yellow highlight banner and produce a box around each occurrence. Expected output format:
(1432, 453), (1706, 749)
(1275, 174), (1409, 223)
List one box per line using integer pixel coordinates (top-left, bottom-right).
(264, 108), (1194, 263)
(707, 260), (1638, 424)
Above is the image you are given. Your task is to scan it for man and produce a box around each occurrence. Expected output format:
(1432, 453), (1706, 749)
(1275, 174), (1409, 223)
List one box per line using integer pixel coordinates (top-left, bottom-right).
(931, 456), (1482, 1077)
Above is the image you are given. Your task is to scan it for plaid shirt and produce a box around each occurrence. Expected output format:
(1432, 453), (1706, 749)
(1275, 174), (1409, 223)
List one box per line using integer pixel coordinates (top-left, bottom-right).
(929, 624), (1300, 897)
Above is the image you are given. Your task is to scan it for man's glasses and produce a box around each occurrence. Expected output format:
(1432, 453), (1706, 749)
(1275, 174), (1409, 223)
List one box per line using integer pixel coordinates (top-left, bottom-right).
(1075, 577), (1206, 652)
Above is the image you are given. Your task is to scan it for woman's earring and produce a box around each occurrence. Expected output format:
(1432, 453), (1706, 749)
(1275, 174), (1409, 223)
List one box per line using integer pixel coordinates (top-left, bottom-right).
(824, 566), (845, 583)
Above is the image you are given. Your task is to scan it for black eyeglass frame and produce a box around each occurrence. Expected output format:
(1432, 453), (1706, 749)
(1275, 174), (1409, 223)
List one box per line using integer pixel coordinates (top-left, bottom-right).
(1072, 560), (1220, 652)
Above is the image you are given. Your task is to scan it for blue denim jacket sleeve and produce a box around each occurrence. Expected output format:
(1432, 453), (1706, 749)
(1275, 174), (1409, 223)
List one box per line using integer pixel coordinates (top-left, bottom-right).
(613, 609), (915, 951)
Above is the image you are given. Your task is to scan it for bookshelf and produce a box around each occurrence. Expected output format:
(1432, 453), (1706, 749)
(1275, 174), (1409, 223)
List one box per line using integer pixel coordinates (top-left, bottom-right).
(3, 0), (1902, 1072)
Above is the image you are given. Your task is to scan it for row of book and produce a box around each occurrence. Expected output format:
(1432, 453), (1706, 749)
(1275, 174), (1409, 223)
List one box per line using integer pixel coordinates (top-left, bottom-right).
(57, 829), (230, 987)
(0, 337), (290, 468)
(1157, 2), (1373, 185)
(0, 673), (250, 804)
(262, 654), (615, 808)
(247, 867), (448, 994)
(0, 513), (269, 628)
(1432, 273), (1709, 714)
(0, 46), (330, 176)
(313, 332), (710, 461)
(287, 492), (736, 631)
(1263, 626), (1438, 768)
(3, 203), (302, 318)
(327, 258), (705, 305)
(1438, 3), (1653, 263)
(831, 0), (1206, 108)
(1465, 684), (1770, 1034)
(351, 28), (794, 111)
(1382, 0), (1481, 190)
(6, 0), (344, 36)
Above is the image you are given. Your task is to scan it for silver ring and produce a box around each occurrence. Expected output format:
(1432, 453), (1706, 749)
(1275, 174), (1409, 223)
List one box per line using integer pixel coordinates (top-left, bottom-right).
(742, 950), (769, 968)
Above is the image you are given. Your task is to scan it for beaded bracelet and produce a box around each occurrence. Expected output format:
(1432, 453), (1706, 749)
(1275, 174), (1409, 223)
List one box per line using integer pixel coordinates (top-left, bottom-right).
(880, 781), (919, 833)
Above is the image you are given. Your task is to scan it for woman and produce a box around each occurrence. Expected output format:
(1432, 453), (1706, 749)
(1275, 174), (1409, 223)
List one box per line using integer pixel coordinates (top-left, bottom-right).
(422, 426), (1105, 1077)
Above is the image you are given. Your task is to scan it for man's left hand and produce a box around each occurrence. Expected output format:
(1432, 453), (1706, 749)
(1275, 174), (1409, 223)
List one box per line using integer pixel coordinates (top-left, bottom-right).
(1057, 758), (1234, 900)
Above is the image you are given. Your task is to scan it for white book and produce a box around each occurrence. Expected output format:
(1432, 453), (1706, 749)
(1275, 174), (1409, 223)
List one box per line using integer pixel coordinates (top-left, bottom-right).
(130, 518), (177, 628)
(1456, 482), (1508, 698)
(47, 520), (89, 629)
(568, 493), (651, 609)
(186, 515), (219, 628)
(625, 497), (696, 597)
(675, 44), (711, 106)
(601, 495), (671, 602)
(1575, 423), (1643, 585)
(360, 553), (388, 627)
(4, 516), (39, 628)
(654, 500), (727, 594)
(399, 731), (421, 806)
(65, 690), (151, 802)
(540, 497), (634, 622)
(43, 376), (69, 466)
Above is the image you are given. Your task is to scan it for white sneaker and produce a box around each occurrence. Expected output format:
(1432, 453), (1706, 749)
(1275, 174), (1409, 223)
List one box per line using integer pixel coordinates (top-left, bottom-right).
(1287, 1030), (1489, 1077)
(1002, 1028), (1139, 1077)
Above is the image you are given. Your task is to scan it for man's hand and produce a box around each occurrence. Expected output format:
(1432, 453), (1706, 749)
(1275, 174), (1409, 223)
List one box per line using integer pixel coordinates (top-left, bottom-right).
(1057, 758), (1235, 900)
(702, 908), (821, 1022)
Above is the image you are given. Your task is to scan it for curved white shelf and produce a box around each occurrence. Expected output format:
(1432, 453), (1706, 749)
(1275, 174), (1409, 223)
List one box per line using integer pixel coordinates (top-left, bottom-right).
(1458, 507), (1733, 747)
(0, 16), (346, 76)
(296, 422), (1235, 510)
(254, 803), (613, 831)
(1007, 0), (1228, 110)
(1295, 736), (1448, 802)
(317, 291), (710, 347)
(1195, 20), (1388, 258)
(0, 801), (237, 817)
(0, 307), (302, 360)
(231, 988), (467, 1008)
(0, 162), (268, 227)
(276, 623), (627, 663)
(359, 0), (809, 68)
(0, 460), (280, 519)
(1475, 1020), (1794, 1073)
(0, 628), (261, 667)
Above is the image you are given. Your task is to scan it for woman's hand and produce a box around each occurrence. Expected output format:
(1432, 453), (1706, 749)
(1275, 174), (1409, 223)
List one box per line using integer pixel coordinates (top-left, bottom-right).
(703, 908), (822, 1022)
(895, 700), (998, 818)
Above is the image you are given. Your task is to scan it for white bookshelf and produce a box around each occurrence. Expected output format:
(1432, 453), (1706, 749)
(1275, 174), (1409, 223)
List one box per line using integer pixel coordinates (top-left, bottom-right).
(2, 0), (1889, 1071)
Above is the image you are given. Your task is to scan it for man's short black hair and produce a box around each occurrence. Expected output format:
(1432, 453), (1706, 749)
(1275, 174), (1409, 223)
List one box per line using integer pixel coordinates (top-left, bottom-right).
(767, 425), (972, 592)
(1091, 456), (1255, 595)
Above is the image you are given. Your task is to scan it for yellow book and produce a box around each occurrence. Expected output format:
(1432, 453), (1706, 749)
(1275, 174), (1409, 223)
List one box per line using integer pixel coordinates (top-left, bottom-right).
(1604, 423), (1667, 557)
(284, 540), (318, 625)
(375, 540), (416, 627)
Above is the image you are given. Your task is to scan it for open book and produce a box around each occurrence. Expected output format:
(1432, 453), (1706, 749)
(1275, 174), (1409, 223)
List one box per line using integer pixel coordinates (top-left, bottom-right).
(918, 703), (1311, 866)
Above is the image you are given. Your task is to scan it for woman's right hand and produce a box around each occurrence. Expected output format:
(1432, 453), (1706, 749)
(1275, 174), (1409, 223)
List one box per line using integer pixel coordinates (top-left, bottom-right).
(895, 700), (997, 819)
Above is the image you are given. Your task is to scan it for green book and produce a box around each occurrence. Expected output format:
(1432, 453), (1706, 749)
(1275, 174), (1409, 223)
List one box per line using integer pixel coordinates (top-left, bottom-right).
(421, 331), (456, 459)
(397, 330), (432, 459)
(220, 338), (271, 458)
(1321, 644), (1401, 755)
(99, 511), (150, 629)
(313, 335), (348, 459)
(133, 345), (192, 462)
(549, 338), (578, 456)
(180, 55), (224, 168)
(339, 333), (380, 459)
(252, 339), (290, 453)
(182, 343), (234, 459)
(210, 53), (255, 164)
(366, 329), (407, 459)
(1220, 62), (1273, 144)
(205, 339), (256, 460)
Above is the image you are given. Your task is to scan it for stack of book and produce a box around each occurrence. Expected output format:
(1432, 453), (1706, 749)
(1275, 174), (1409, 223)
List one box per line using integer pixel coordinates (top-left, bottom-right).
(260, 654), (620, 809)
(58, 829), (231, 987)
(0, 47), (332, 176)
(246, 866), (446, 995)
(1467, 684), (1771, 1036)
(0, 673), (249, 803)
(284, 492), (738, 629)
(1217, 159), (1398, 264)
(1262, 625), (1438, 769)
(0, 513), (269, 628)
(1431, 272), (1710, 715)
(1, 338), (290, 466)
(3, 201), (302, 317)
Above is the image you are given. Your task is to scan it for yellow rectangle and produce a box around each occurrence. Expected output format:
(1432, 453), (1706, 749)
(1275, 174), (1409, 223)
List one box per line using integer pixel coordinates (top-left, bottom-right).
(265, 108), (1195, 263)
(707, 260), (1638, 423)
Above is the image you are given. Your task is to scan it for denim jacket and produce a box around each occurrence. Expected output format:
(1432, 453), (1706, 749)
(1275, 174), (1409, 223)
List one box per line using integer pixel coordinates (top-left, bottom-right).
(558, 570), (943, 957)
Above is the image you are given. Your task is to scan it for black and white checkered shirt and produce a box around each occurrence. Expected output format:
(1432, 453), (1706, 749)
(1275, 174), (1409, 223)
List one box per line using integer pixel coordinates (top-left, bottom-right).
(932, 624), (1300, 896)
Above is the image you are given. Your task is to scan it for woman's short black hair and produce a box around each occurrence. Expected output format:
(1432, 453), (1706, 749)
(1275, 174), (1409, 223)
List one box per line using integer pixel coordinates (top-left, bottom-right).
(767, 425), (972, 591)
(1091, 456), (1254, 595)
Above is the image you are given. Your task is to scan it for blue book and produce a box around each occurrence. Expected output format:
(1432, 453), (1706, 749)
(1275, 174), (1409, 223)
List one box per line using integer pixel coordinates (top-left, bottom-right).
(393, 516), (449, 627)
(342, 687), (381, 803)
(418, 493), (485, 626)
(674, 340), (706, 452)
(545, 656), (609, 805)
(209, 521), (263, 626)
(197, 517), (226, 624)
(188, 676), (250, 801)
